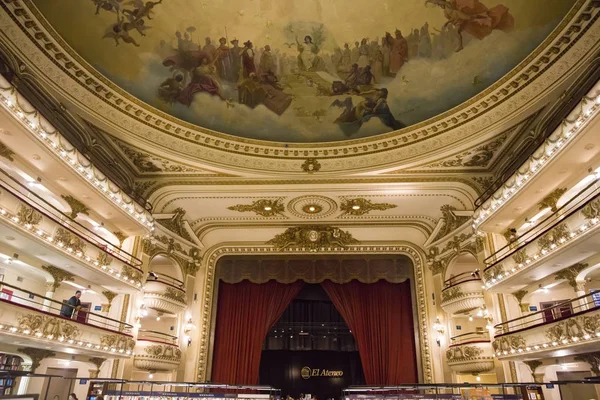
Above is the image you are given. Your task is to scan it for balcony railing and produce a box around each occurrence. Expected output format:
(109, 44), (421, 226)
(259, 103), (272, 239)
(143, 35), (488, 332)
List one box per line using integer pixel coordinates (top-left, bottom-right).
(443, 271), (482, 289)
(482, 178), (600, 285)
(450, 331), (490, 346)
(0, 167), (142, 268)
(137, 329), (178, 346)
(440, 272), (485, 315)
(494, 292), (600, 336)
(0, 281), (132, 334)
(0, 168), (144, 286)
(147, 273), (185, 292)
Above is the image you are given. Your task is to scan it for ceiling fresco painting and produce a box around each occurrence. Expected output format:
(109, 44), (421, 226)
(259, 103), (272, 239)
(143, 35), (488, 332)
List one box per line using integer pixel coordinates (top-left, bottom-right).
(31, 0), (575, 143)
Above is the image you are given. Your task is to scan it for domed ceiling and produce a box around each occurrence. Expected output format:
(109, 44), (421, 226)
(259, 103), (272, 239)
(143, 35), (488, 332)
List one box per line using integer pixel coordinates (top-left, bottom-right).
(31, 0), (575, 143)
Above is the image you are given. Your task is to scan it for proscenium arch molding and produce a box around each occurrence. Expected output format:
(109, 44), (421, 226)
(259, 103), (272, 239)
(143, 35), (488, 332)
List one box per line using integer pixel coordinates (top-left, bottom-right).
(195, 242), (433, 384)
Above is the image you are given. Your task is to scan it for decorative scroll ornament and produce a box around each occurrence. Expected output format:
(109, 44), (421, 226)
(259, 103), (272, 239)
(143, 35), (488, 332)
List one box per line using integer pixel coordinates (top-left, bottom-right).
(61, 195), (90, 219)
(54, 227), (86, 253)
(0, 140), (15, 161)
(266, 226), (358, 251)
(102, 290), (118, 311)
(157, 207), (194, 242)
(492, 335), (526, 353)
(339, 198), (397, 216)
(17, 348), (56, 371)
(483, 264), (504, 283)
(88, 357), (107, 371)
(582, 198), (600, 220)
(42, 265), (75, 290)
(17, 314), (81, 341)
(431, 205), (470, 242)
(524, 360), (543, 382)
(228, 199), (285, 217)
(544, 314), (600, 343)
(113, 231), (128, 246)
(575, 352), (600, 374)
(538, 187), (567, 212)
(442, 233), (474, 254)
(537, 223), (569, 251)
(121, 265), (143, 284)
(554, 263), (588, 289)
(426, 247), (446, 275)
(16, 205), (42, 227)
(96, 252), (113, 268)
(446, 345), (484, 361)
(143, 344), (182, 360)
(512, 249), (528, 265)
(512, 289), (529, 312)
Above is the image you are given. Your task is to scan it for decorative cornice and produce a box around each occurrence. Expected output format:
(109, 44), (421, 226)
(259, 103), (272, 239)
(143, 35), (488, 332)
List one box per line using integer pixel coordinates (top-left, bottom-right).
(60, 194), (90, 219)
(228, 199), (285, 217)
(339, 198), (396, 216)
(266, 226), (359, 251)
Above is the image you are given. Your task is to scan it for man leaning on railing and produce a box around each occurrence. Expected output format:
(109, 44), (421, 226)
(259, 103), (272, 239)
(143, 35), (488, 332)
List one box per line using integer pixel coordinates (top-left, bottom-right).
(60, 290), (82, 319)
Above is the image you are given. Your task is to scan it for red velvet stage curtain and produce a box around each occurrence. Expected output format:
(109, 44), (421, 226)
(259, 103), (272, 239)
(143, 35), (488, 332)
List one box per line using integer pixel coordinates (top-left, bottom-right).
(211, 280), (304, 384)
(321, 280), (417, 385)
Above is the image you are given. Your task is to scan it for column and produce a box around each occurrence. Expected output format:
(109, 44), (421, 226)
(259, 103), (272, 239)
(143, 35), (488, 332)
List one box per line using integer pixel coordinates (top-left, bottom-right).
(43, 281), (55, 312)
(575, 281), (589, 311)
(16, 363), (32, 395)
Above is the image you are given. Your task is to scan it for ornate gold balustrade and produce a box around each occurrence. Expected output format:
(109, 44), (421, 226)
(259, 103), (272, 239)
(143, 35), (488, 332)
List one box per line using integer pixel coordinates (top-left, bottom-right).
(0, 282), (135, 357)
(0, 168), (143, 289)
(447, 332), (495, 374)
(440, 272), (485, 315)
(482, 179), (600, 289)
(493, 293), (600, 360)
(134, 331), (181, 371)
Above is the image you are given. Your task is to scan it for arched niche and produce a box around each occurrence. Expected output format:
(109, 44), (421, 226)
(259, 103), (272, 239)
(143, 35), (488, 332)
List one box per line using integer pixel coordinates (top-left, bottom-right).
(147, 254), (185, 286)
(444, 252), (480, 282)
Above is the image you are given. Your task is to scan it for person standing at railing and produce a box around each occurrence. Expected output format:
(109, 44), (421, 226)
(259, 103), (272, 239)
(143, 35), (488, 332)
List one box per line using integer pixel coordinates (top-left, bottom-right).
(60, 290), (82, 319)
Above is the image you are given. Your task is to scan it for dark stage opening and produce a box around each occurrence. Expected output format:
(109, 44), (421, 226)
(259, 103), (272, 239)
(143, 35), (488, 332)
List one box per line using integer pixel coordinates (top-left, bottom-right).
(259, 284), (365, 400)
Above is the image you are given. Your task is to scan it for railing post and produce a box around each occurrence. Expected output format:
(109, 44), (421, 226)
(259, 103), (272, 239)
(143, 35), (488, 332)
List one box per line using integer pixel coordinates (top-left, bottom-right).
(43, 282), (55, 312)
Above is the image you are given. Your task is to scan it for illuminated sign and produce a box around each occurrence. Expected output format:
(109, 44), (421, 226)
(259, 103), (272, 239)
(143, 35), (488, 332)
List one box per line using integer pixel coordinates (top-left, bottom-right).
(300, 366), (343, 379)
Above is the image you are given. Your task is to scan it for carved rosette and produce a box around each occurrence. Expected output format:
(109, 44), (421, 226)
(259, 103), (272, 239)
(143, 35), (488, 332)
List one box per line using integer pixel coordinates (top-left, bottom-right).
(144, 291), (187, 314)
(134, 343), (182, 371)
(446, 343), (495, 374)
(440, 281), (485, 315)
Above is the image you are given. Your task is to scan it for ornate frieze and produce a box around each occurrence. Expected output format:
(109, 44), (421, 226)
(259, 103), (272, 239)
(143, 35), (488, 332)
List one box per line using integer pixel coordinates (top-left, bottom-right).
(17, 314), (81, 341)
(538, 223), (570, 251)
(100, 334), (135, 352)
(338, 198), (396, 216)
(134, 343), (182, 371)
(545, 314), (600, 343)
(96, 252), (113, 268)
(266, 226), (358, 251)
(163, 287), (186, 304)
(120, 265), (143, 285)
(441, 286), (462, 303)
(440, 280), (485, 316)
(446, 343), (495, 374)
(492, 335), (526, 353)
(228, 199), (285, 217)
(60, 195), (90, 219)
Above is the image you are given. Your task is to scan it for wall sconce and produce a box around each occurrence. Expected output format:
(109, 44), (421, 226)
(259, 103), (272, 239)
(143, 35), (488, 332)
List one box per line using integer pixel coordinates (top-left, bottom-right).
(183, 318), (195, 347)
(433, 317), (445, 346)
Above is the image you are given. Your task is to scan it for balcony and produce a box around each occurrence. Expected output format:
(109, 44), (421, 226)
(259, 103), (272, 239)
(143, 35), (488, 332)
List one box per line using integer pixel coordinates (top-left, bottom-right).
(144, 274), (187, 315)
(492, 293), (600, 360)
(446, 332), (495, 374)
(0, 168), (144, 291)
(482, 178), (600, 290)
(0, 282), (135, 357)
(134, 330), (181, 371)
(440, 272), (485, 315)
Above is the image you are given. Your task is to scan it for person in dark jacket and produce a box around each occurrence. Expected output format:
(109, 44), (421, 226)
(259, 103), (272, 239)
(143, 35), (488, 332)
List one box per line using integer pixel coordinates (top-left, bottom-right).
(60, 290), (82, 318)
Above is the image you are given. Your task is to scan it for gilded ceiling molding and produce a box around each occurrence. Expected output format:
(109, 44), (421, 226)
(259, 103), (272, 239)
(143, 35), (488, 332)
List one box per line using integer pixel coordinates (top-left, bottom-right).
(196, 242), (433, 384)
(339, 198), (396, 216)
(538, 187), (567, 212)
(61, 194), (90, 219)
(0, 139), (15, 161)
(156, 207), (195, 242)
(0, 0), (595, 174)
(286, 195), (338, 219)
(227, 199), (285, 217)
(266, 226), (358, 251)
(301, 158), (321, 173)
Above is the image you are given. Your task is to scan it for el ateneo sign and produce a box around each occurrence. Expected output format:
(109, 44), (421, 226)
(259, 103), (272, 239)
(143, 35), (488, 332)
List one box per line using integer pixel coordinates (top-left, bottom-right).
(301, 366), (344, 379)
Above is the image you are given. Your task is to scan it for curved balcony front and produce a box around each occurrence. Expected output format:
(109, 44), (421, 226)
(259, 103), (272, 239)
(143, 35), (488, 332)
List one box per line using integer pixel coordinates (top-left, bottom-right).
(0, 168), (144, 291)
(446, 332), (495, 374)
(0, 282), (134, 357)
(143, 274), (187, 315)
(493, 292), (600, 360)
(440, 273), (485, 315)
(134, 330), (181, 371)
